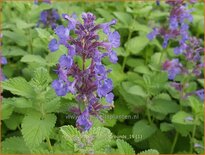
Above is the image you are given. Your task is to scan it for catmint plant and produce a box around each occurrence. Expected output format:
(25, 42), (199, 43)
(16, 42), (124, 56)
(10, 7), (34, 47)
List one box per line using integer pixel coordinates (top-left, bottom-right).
(148, 0), (204, 101)
(49, 12), (120, 131)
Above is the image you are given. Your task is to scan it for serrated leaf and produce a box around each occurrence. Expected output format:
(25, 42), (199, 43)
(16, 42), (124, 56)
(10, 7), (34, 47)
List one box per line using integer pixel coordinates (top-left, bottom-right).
(21, 54), (47, 66)
(22, 113), (56, 148)
(134, 65), (151, 75)
(172, 111), (195, 136)
(125, 36), (149, 54)
(2, 137), (31, 154)
(3, 30), (27, 46)
(148, 131), (171, 153)
(119, 86), (146, 112)
(60, 125), (81, 149)
(138, 149), (159, 154)
(3, 77), (35, 98)
(116, 139), (135, 154)
(1, 98), (14, 120)
(31, 67), (51, 90)
(132, 120), (157, 142)
(113, 12), (133, 25)
(87, 127), (113, 152)
(36, 28), (50, 40)
(148, 99), (179, 116)
(2, 46), (27, 56)
(123, 84), (147, 97)
(4, 113), (23, 130)
(160, 123), (174, 132)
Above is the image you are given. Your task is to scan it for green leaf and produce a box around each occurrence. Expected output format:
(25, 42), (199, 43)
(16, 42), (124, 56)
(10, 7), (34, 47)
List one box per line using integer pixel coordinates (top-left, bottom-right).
(125, 36), (149, 55)
(188, 96), (204, 115)
(134, 65), (151, 75)
(3, 77), (35, 98)
(132, 120), (157, 142)
(197, 79), (204, 87)
(3, 30), (27, 46)
(113, 12), (133, 25)
(148, 99), (179, 116)
(172, 111), (195, 136)
(2, 46), (27, 56)
(21, 54), (47, 66)
(30, 67), (51, 90)
(119, 86), (146, 112)
(22, 113), (56, 148)
(60, 125), (81, 150)
(123, 83), (147, 97)
(138, 149), (159, 154)
(87, 127), (113, 152)
(46, 46), (67, 66)
(36, 28), (51, 40)
(4, 113), (23, 130)
(148, 131), (172, 154)
(2, 137), (31, 154)
(15, 18), (35, 29)
(108, 63), (126, 86)
(116, 139), (135, 154)
(126, 58), (145, 68)
(1, 98), (14, 120)
(160, 123), (174, 132)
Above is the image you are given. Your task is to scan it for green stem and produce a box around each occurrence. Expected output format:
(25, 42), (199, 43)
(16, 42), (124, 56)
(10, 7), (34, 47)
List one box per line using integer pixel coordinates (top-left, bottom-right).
(146, 108), (152, 124)
(146, 98), (152, 124)
(46, 137), (53, 151)
(122, 29), (132, 72)
(190, 120), (197, 153)
(170, 132), (179, 153)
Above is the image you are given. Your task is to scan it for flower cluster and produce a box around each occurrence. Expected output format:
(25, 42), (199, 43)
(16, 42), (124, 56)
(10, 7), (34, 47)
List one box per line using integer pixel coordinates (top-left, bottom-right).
(148, 0), (204, 101)
(37, 8), (60, 29)
(49, 12), (120, 131)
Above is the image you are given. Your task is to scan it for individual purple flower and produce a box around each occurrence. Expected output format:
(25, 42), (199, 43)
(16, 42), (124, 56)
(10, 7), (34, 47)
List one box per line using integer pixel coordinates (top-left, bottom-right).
(0, 55), (7, 81)
(106, 93), (114, 103)
(1, 56), (7, 65)
(63, 14), (77, 30)
(76, 108), (92, 131)
(108, 31), (120, 48)
(59, 55), (73, 69)
(48, 39), (59, 52)
(50, 12), (120, 131)
(195, 89), (204, 101)
(52, 79), (69, 96)
(163, 59), (183, 80)
(38, 9), (60, 29)
(109, 51), (118, 63)
(147, 28), (159, 41)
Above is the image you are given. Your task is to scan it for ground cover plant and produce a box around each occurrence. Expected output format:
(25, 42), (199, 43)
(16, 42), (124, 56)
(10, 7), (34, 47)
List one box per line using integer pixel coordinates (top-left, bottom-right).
(0, 0), (204, 154)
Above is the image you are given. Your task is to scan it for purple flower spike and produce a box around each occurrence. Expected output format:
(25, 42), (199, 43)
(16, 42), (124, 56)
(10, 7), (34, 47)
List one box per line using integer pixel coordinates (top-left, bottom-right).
(50, 12), (120, 131)
(38, 9), (60, 29)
